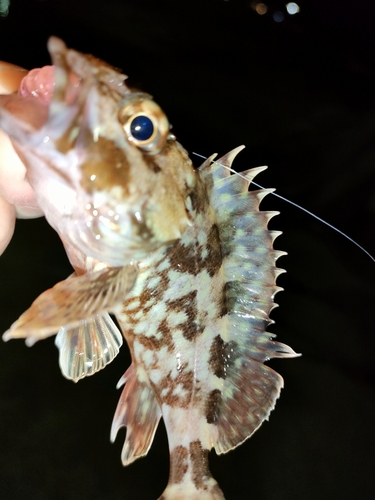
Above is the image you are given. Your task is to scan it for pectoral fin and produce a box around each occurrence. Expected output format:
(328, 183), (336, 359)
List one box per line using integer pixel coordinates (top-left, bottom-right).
(3, 263), (137, 345)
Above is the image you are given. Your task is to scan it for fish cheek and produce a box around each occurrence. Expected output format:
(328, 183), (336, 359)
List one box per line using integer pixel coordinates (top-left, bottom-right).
(80, 136), (131, 193)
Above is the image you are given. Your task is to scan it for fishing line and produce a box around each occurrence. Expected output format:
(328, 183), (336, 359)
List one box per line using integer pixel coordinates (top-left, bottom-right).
(192, 151), (375, 264)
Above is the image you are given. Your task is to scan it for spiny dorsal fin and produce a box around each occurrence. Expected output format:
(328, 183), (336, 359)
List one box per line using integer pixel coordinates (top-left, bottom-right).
(200, 148), (300, 454)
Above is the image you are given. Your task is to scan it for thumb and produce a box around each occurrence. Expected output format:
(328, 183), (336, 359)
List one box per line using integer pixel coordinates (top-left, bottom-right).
(0, 61), (28, 94)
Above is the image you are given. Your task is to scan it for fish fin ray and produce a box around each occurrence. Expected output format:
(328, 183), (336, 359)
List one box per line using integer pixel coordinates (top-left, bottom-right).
(55, 313), (123, 382)
(202, 150), (300, 454)
(3, 264), (137, 345)
(111, 365), (162, 465)
(211, 359), (285, 454)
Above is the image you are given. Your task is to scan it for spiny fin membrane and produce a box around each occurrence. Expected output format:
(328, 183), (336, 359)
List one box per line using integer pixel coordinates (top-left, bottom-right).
(111, 365), (162, 465)
(3, 264), (137, 345)
(201, 148), (300, 454)
(55, 313), (123, 382)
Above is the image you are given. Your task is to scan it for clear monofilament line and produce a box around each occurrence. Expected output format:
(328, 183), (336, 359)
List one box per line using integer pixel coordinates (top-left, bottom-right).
(192, 152), (375, 264)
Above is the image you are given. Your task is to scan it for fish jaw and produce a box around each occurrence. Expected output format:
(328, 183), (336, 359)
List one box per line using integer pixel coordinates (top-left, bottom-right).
(0, 37), (195, 265)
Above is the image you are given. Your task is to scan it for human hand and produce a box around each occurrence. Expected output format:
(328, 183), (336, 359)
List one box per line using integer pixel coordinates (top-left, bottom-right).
(0, 62), (44, 255)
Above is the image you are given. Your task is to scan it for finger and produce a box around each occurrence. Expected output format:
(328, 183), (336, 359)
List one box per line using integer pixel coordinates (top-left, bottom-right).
(0, 61), (28, 94)
(0, 194), (16, 255)
(0, 127), (42, 214)
(0, 63), (43, 217)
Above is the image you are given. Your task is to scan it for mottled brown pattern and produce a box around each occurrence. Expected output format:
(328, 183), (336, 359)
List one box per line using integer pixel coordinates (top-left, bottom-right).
(141, 151), (162, 174)
(167, 290), (203, 341)
(205, 389), (222, 424)
(80, 136), (130, 193)
(3, 38), (295, 497)
(189, 440), (210, 490)
(130, 212), (155, 241)
(157, 369), (195, 407)
(136, 318), (174, 352)
(189, 181), (209, 212)
(216, 218), (237, 258)
(208, 334), (240, 392)
(218, 284), (229, 317)
(137, 286), (155, 308)
(165, 215), (222, 283)
(223, 281), (243, 313)
(205, 224), (223, 277)
(208, 335), (226, 379)
(169, 445), (189, 484)
(123, 273), (164, 320)
(157, 267), (171, 294)
(167, 240), (198, 275)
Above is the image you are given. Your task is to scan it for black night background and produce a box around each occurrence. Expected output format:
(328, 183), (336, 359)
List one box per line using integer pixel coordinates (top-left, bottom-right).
(0, 1), (374, 499)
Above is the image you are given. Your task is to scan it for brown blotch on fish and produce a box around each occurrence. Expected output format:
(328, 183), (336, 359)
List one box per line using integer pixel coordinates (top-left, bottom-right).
(188, 180), (209, 213)
(130, 212), (154, 241)
(123, 280), (158, 317)
(222, 281), (244, 313)
(167, 240), (199, 276)
(167, 290), (203, 342)
(136, 318), (174, 352)
(204, 224), (223, 277)
(189, 440), (210, 490)
(205, 389), (222, 425)
(208, 335), (227, 379)
(80, 136), (130, 193)
(216, 219), (237, 258)
(158, 369), (195, 407)
(217, 282), (229, 317)
(141, 151), (162, 174)
(169, 445), (189, 484)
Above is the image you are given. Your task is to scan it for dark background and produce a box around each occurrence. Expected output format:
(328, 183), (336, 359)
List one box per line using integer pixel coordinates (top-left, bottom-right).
(0, 1), (375, 499)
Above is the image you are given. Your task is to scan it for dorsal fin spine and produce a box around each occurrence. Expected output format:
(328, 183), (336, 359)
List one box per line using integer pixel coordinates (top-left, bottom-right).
(201, 148), (300, 455)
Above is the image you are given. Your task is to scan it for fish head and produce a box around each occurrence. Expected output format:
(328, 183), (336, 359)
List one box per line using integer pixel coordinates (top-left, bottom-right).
(0, 37), (195, 266)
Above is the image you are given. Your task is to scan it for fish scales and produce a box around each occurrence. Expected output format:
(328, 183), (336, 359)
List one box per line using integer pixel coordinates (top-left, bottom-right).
(0, 38), (299, 499)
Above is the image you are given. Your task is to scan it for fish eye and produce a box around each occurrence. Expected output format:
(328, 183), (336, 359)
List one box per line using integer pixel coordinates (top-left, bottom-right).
(130, 114), (155, 142)
(118, 95), (169, 154)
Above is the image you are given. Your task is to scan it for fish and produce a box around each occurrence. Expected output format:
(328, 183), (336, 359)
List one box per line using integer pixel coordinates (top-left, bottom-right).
(0, 37), (299, 499)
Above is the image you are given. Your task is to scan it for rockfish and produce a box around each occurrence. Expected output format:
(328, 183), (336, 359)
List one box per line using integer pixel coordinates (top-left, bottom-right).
(0, 38), (299, 499)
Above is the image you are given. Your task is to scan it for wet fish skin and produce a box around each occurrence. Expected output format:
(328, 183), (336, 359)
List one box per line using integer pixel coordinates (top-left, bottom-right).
(0, 38), (299, 499)
(0, 37), (194, 268)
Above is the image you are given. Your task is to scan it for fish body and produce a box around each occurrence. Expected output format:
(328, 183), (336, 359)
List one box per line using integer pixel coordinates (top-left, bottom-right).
(0, 38), (299, 499)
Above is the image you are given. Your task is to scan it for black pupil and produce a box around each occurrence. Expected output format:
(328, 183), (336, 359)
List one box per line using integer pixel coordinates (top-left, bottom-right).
(130, 115), (154, 141)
